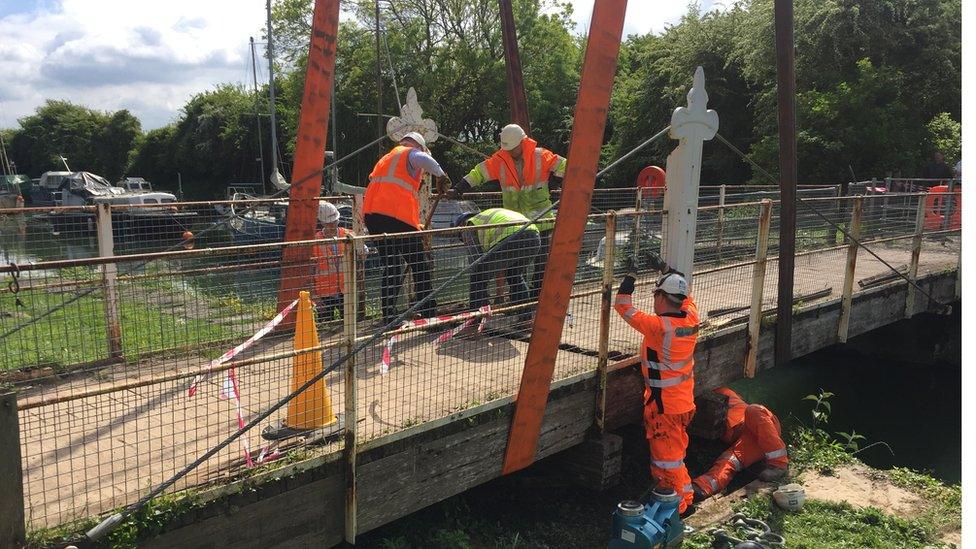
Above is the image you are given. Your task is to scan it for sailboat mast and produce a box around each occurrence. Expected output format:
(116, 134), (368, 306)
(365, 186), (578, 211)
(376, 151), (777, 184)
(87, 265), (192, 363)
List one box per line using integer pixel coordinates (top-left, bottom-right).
(266, 0), (281, 179)
(250, 36), (268, 195)
(374, 0), (383, 157)
(0, 131), (10, 176)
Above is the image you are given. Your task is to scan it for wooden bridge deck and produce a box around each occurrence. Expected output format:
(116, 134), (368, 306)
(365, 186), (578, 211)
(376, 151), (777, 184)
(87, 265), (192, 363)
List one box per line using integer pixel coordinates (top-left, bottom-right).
(17, 238), (959, 528)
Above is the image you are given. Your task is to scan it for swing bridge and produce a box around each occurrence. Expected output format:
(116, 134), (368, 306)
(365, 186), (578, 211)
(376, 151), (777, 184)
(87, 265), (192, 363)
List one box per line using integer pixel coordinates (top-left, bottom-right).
(0, 177), (959, 546)
(0, 0), (963, 543)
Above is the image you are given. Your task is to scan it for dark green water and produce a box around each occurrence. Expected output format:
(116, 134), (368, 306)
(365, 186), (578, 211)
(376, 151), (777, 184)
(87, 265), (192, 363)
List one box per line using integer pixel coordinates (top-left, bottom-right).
(729, 333), (961, 484)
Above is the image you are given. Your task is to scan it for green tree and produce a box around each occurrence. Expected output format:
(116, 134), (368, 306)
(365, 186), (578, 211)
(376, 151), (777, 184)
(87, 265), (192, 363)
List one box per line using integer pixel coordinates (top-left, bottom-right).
(97, 110), (142, 181)
(10, 100), (107, 176)
(926, 112), (961, 166)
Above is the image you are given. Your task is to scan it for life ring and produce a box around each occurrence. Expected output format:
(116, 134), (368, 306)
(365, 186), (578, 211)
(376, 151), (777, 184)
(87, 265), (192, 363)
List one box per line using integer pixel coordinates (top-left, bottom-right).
(924, 185), (961, 231)
(636, 166), (666, 199)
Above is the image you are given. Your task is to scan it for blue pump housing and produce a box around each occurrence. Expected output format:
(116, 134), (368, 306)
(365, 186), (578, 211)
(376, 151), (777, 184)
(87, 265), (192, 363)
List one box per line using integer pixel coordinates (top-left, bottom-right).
(609, 489), (684, 548)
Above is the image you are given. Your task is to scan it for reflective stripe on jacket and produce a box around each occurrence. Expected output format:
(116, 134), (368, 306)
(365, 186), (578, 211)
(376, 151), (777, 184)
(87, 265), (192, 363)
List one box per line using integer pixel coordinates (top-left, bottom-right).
(466, 208), (539, 251)
(312, 227), (351, 297)
(465, 138), (564, 229)
(614, 292), (700, 414)
(363, 146), (424, 228)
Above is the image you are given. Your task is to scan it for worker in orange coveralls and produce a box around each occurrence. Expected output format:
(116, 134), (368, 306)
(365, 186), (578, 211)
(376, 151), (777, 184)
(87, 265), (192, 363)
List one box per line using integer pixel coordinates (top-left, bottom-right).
(692, 387), (789, 501)
(614, 268), (699, 515)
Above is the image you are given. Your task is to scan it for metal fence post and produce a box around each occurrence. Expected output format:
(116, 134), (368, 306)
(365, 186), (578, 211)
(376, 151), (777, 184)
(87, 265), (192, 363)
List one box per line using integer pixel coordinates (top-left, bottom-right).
(0, 392), (25, 548)
(837, 196), (863, 343)
(717, 184), (726, 262)
(339, 236), (360, 541)
(906, 194), (927, 317)
(342, 236), (359, 543)
(595, 212), (616, 433)
(744, 199), (772, 378)
(95, 204), (123, 359)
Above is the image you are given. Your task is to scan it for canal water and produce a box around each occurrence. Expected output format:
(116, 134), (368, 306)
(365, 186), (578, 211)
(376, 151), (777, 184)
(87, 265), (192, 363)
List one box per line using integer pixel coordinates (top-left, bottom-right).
(730, 308), (962, 484)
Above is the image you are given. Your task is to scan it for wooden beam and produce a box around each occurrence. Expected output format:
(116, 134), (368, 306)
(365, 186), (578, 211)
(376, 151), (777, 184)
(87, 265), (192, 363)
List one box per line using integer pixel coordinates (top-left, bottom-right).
(595, 211), (616, 432)
(773, 0), (797, 365)
(906, 195), (926, 317)
(502, 0), (627, 475)
(343, 238), (359, 544)
(275, 0), (341, 323)
(744, 199), (772, 377)
(837, 196), (863, 342)
(95, 204), (122, 359)
(499, 0), (531, 131)
(0, 392), (25, 548)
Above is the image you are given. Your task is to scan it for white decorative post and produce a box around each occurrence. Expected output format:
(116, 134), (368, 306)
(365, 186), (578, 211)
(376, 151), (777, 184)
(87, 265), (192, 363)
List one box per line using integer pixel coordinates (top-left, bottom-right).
(662, 67), (719, 289)
(386, 87), (440, 228)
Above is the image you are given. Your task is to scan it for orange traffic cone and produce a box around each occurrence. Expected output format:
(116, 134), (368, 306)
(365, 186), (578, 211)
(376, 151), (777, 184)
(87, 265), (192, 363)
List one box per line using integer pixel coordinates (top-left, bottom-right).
(263, 291), (341, 440)
(286, 290), (337, 429)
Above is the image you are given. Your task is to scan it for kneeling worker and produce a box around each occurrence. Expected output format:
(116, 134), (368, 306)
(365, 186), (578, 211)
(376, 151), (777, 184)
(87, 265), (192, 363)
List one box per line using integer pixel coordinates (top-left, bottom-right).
(456, 208), (540, 316)
(692, 387), (788, 501)
(614, 267), (699, 515)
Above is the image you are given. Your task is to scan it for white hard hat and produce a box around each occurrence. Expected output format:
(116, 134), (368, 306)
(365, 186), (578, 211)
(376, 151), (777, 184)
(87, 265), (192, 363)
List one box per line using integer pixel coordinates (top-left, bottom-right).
(401, 131), (426, 149)
(773, 484), (806, 512)
(655, 272), (688, 298)
(499, 124), (526, 151)
(317, 201), (340, 224)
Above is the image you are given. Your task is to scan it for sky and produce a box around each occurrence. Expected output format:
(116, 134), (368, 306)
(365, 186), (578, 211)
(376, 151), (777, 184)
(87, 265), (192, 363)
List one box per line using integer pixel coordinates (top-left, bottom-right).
(0, 0), (721, 131)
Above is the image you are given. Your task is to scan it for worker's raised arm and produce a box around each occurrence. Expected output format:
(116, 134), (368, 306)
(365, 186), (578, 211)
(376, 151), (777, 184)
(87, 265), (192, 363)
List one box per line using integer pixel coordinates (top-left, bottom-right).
(407, 149), (445, 178)
(613, 274), (659, 334)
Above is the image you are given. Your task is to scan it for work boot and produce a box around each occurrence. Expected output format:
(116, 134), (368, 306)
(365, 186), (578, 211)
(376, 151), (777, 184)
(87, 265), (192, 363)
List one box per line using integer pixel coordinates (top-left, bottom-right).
(692, 483), (708, 503)
(758, 465), (788, 482)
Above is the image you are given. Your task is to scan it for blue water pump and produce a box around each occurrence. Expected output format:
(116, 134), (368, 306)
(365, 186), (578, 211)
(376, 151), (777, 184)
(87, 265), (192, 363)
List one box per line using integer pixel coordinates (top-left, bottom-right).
(609, 488), (684, 548)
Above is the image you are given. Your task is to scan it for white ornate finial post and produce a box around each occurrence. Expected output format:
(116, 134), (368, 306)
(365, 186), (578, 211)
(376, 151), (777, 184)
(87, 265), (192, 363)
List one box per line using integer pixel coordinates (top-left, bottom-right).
(385, 87), (440, 227)
(386, 87), (438, 144)
(662, 66), (719, 289)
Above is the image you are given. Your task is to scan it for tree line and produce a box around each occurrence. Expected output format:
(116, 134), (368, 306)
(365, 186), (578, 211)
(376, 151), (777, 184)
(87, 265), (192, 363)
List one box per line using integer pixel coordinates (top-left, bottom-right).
(1, 0), (960, 199)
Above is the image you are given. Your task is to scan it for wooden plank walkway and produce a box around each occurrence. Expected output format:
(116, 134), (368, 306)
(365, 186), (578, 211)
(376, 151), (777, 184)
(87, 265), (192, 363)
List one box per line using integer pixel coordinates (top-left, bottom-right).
(16, 239), (958, 527)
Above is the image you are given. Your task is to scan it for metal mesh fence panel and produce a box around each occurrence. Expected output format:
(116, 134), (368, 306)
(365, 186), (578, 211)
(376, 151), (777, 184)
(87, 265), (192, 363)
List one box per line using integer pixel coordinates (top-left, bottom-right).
(0, 190), (961, 531)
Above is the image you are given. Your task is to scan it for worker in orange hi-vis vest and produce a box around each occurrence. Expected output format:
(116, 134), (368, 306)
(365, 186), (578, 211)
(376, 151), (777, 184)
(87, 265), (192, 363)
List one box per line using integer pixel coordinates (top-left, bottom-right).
(450, 124), (566, 299)
(310, 201), (356, 325)
(614, 267), (699, 515)
(363, 132), (449, 324)
(692, 387), (789, 501)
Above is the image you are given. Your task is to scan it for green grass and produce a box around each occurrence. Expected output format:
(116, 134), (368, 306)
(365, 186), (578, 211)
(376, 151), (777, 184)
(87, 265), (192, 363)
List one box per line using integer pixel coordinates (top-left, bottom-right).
(1, 286), (237, 370)
(684, 496), (946, 549)
(887, 467), (961, 539)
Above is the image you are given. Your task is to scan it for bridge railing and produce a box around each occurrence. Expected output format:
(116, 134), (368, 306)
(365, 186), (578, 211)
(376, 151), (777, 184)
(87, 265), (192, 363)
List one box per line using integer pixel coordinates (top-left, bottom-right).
(0, 192), (960, 532)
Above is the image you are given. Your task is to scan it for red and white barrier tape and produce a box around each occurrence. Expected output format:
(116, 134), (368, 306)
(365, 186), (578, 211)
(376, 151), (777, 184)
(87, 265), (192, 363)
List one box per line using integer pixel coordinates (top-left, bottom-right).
(379, 305), (492, 374)
(188, 298), (298, 467)
(187, 299), (299, 397)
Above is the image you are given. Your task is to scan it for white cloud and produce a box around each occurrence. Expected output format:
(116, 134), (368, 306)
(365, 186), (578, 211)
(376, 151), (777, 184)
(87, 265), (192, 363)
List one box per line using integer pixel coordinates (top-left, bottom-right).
(0, 0), (265, 130)
(0, 1), (727, 132)
(563, 0), (730, 36)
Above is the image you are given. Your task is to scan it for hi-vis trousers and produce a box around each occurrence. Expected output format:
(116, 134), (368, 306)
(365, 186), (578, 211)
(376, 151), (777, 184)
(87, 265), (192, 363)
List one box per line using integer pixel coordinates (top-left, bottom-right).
(644, 406), (695, 513)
